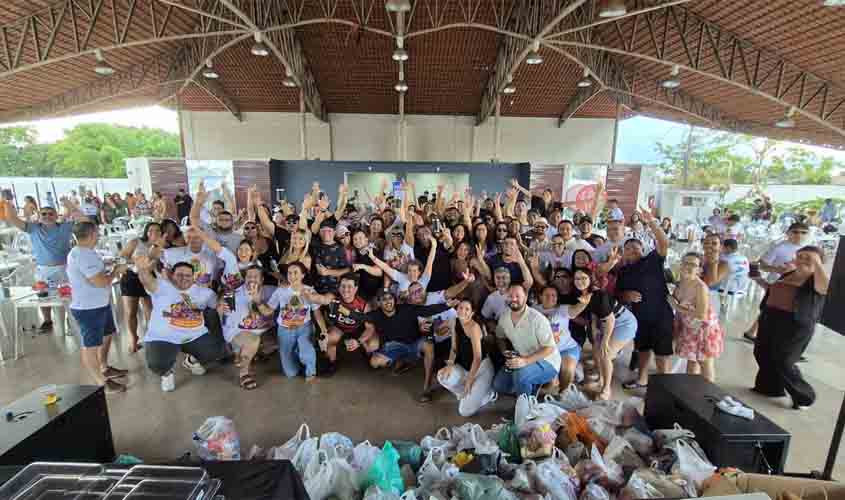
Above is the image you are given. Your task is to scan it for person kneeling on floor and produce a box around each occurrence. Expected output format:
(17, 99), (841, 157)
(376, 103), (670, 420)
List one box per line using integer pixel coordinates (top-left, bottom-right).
(134, 256), (225, 392)
(493, 284), (560, 397)
(437, 299), (497, 417)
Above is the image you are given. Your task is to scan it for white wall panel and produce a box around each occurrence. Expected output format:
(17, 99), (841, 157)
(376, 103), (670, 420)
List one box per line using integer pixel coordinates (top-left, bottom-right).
(181, 111), (615, 164)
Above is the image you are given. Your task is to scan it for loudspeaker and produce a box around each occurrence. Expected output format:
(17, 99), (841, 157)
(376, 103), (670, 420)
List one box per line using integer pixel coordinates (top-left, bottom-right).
(0, 385), (115, 465)
(821, 236), (845, 336)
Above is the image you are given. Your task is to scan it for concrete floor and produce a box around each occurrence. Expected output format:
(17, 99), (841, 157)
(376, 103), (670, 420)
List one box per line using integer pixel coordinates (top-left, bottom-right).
(0, 290), (843, 479)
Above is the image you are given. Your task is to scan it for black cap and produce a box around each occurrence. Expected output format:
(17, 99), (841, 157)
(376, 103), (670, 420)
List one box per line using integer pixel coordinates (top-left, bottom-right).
(788, 222), (809, 232)
(377, 287), (397, 300)
(319, 218), (336, 230)
(285, 214), (299, 224)
(579, 216), (593, 224)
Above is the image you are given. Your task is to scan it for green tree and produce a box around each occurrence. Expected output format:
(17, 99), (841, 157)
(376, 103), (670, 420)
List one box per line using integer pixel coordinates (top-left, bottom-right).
(0, 126), (56, 177)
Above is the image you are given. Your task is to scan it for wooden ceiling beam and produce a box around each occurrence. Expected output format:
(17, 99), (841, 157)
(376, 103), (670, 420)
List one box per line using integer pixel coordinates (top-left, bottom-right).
(477, 0), (588, 126)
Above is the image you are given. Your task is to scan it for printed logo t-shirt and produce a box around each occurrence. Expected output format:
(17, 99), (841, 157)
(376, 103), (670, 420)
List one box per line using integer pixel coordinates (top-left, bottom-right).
(222, 285), (277, 342)
(268, 286), (320, 329)
(145, 279), (217, 344)
(163, 245), (220, 287)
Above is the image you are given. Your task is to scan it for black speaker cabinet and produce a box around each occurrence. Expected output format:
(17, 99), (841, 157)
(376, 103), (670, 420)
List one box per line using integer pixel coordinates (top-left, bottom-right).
(645, 374), (791, 474)
(0, 385), (115, 465)
(821, 235), (845, 336)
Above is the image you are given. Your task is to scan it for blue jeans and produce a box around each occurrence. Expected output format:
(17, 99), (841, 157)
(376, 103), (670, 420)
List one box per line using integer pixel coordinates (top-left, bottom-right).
(493, 360), (557, 396)
(278, 324), (317, 378)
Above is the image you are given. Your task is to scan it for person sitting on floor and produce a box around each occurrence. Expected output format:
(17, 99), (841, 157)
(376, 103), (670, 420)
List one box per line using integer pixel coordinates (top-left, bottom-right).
(318, 272), (373, 375)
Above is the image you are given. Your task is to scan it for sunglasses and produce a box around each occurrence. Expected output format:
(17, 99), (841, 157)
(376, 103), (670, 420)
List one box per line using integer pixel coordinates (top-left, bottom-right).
(791, 230), (809, 235)
(244, 225), (257, 230)
(40, 212), (57, 216)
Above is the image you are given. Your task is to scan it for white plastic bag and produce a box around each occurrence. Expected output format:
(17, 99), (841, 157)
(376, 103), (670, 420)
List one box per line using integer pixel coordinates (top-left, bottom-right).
(622, 428), (654, 456)
(352, 440), (382, 486)
(363, 486), (401, 500)
(674, 439), (716, 489)
(590, 444), (623, 486)
(304, 451), (359, 500)
(417, 448), (446, 490)
(515, 394), (538, 428)
(320, 432), (355, 455)
(292, 435), (320, 473)
(454, 423), (486, 451)
(550, 385), (591, 411)
(585, 417), (616, 444)
(580, 483), (610, 500)
(534, 460), (578, 500)
(270, 423), (311, 461)
(192, 416), (240, 461)
(603, 436), (646, 471)
(420, 428), (452, 454)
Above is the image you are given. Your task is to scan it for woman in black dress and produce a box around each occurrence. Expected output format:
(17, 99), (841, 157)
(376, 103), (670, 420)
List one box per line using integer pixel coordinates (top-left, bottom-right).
(753, 246), (828, 410)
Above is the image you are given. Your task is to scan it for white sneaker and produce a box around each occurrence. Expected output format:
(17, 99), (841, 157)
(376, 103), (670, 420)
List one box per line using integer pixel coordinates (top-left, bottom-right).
(161, 371), (176, 392)
(182, 355), (206, 375)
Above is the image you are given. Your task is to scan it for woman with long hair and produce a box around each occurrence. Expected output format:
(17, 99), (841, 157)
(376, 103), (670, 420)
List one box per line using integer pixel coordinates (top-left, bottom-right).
(535, 286), (581, 389)
(450, 241), (486, 308)
(568, 267), (637, 400)
(118, 221), (164, 352)
(159, 219), (185, 248)
(451, 224), (469, 250)
(753, 246), (828, 410)
(242, 220), (279, 285)
(437, 299), (497, 416)
(472, 222), (492, 257)
(279, 229), (312, 284)
(22, 196), (38, 222)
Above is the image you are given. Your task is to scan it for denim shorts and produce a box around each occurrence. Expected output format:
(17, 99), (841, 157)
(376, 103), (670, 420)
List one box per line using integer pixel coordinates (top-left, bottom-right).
(71, 305), (116, 348)
(378, 339), (424, 363)
(559, 343), (582, 361)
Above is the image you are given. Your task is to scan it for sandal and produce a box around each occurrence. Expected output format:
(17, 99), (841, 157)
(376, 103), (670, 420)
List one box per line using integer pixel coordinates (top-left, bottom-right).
(239, 373), (258, 390)
(418, 390), (433, 403)
(622, 381), (648, 390)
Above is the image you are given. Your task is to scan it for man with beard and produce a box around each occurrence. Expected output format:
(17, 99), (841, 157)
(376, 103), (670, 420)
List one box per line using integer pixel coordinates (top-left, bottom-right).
(312, 219), (351, 294)
(319, 273), (373, 375)
(615, 208), (673, 390)
(191, 182), (241, 253)
(363, 289), (456, 402)
(578, 217), (604, 248)
(493, 284), (560, 396)
(479, 237), (533, 289)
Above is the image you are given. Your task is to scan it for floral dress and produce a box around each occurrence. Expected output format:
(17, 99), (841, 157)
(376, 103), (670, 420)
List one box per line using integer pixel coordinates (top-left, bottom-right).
(674, 300), (724, 361)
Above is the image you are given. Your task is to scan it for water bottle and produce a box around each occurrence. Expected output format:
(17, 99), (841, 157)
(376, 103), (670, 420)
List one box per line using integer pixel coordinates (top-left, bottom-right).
(504, 350), (518, 373)
(224, 290), (235, 313)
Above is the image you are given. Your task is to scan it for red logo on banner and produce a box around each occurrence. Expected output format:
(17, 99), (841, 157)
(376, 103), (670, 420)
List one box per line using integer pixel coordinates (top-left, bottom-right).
(565, 184), (605, 212)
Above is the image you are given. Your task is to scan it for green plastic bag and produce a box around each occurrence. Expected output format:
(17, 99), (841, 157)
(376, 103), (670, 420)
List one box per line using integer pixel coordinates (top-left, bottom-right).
(497, 424), (522, 463)
(364, 441), (405, 495)
(391, 440), (423, 471)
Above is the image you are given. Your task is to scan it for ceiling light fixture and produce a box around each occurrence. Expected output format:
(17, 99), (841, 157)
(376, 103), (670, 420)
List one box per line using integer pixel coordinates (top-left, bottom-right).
(577, 68), (593, 88)
(775, 107), (796, 128)
(392, 47), (409, 61)
(395, 79), (409, 92)
(251, 32), (270, 57)
(385, 0), (412, 12)
(202, 60), (219, 79)
(94, 49), (114, 76)
(525, 41), (543, 65)
(661, 64), (681, 89)
(502, 75), (516, 94)
(823, 0), (845, 6)
(599, 0), (627, 17)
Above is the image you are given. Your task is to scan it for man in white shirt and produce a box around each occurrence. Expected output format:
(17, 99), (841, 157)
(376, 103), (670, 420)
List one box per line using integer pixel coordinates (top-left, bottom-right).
(162, 228), (222, 288)
(135, 255), (225, 392)
(493, 284), (560, 396)
(607, 199), (624, 222)
(481, 267), (512, 335)
(67, 222), (129, 393)
(593, 220), (626, 263)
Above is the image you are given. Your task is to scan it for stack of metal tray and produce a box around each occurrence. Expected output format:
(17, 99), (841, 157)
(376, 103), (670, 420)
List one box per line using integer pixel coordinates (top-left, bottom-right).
(0, 463), (222, 500)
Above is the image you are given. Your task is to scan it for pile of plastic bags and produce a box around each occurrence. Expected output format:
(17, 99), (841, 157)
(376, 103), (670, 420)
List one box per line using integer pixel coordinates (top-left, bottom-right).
(192, 385), (719, 500)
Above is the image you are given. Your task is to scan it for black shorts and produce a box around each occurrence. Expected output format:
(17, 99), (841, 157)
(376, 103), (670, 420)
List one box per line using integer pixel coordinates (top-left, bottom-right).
(633, 311), (674, 356)
(434, 337), (452, 359)
(120, 270), (149, 298)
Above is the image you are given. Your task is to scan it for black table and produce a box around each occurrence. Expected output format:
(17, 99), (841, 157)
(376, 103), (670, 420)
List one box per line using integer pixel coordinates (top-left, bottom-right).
(645, 374), (791, 474)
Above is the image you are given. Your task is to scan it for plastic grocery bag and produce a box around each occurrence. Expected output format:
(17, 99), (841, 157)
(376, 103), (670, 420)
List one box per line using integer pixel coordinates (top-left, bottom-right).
(622, 427), (654, 456)
(320, 432), (355, 457)
(497, 423), (522, 463)
(392, 441), (424, 470)
(304, 451), (359, 500)
(192, 416), (241, 461)
(549, 385), (591, 411)
(575, 445), (623, 488)
(585, 417), (616, 445)
(454, 473), (520, 500)
(674, 439), (716, 489)
(365, 441), (405, 495)
(455, 423), (487, 452)
(352, 440), (383, 486)
(565, 442), (586, 466)
(363, 486), (401, 500)
(535, 459), (578, 500)
(417, 448), (446, 490)
(619, 473), (664, 500)
(292, 435), (319, 473)
(562, 413), (607, 454)
(269, 423), (311, 461)
(514, 394), (538, 429)
(580, 482), (610, 500)
(421, 427), (453, 454)
(603, 436), (646, 473)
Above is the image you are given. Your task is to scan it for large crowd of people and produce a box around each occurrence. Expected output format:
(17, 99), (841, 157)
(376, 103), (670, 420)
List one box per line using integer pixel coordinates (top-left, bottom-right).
(0, 178), (832, 415)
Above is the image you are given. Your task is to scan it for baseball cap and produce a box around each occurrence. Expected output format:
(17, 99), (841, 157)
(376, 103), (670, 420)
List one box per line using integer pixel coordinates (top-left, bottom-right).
(319, 218), (336, 231)
(377, 287), (397, 300)
(335, 225), (350, 237)
(534, 217), (549, 227)
(579, 216), (593, 225)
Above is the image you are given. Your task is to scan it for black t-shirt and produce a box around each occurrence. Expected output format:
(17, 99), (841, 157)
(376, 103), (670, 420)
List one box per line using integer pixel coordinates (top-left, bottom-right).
(584, 234), (604, 248)
(175, 194), (193, 219)
(582, 290), (618, 319)
(485, 254), (525, 284)
(615, 250), (672, 319)
(353, 251), (382, 300)
(414, 241), (452, 292)
(366, 303), (450, 344)
(530, 195), (562, 219)
(311, 241), (349, 294)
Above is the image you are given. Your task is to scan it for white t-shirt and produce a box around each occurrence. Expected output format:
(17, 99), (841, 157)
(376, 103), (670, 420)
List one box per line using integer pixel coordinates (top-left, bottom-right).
(540, 250), (570, 270)
(496, 307), (561, 372)
(67, 247), (110, 310)
(211, 230), (243, 255)
(534, 305), (578, 351)
(267, 286), (321, 329)
(761, 241), (801, 281)
(222, 285), (277, 342)
(145, 279), (217, 344)
(80, 202), (99, 217)
(383, 242), (415, 269)
(385, 268), (431, 293)
(720, 252), (750, 293)
(163, 245), (221, 288)
(609, 207), (624, 221)
(481, 290), (509, 321)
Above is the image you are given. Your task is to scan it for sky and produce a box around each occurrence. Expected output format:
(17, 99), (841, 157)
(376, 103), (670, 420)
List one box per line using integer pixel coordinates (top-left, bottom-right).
(7, 106), (179, 143)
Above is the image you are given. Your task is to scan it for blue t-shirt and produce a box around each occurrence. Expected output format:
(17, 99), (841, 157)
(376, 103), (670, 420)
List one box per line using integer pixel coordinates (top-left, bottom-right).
(25, 222), (74, 266)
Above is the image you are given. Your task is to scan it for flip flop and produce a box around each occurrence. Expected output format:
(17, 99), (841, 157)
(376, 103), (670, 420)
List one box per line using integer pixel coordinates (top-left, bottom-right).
(622, 381), (648, 390)
(239, 373), (258, 390)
